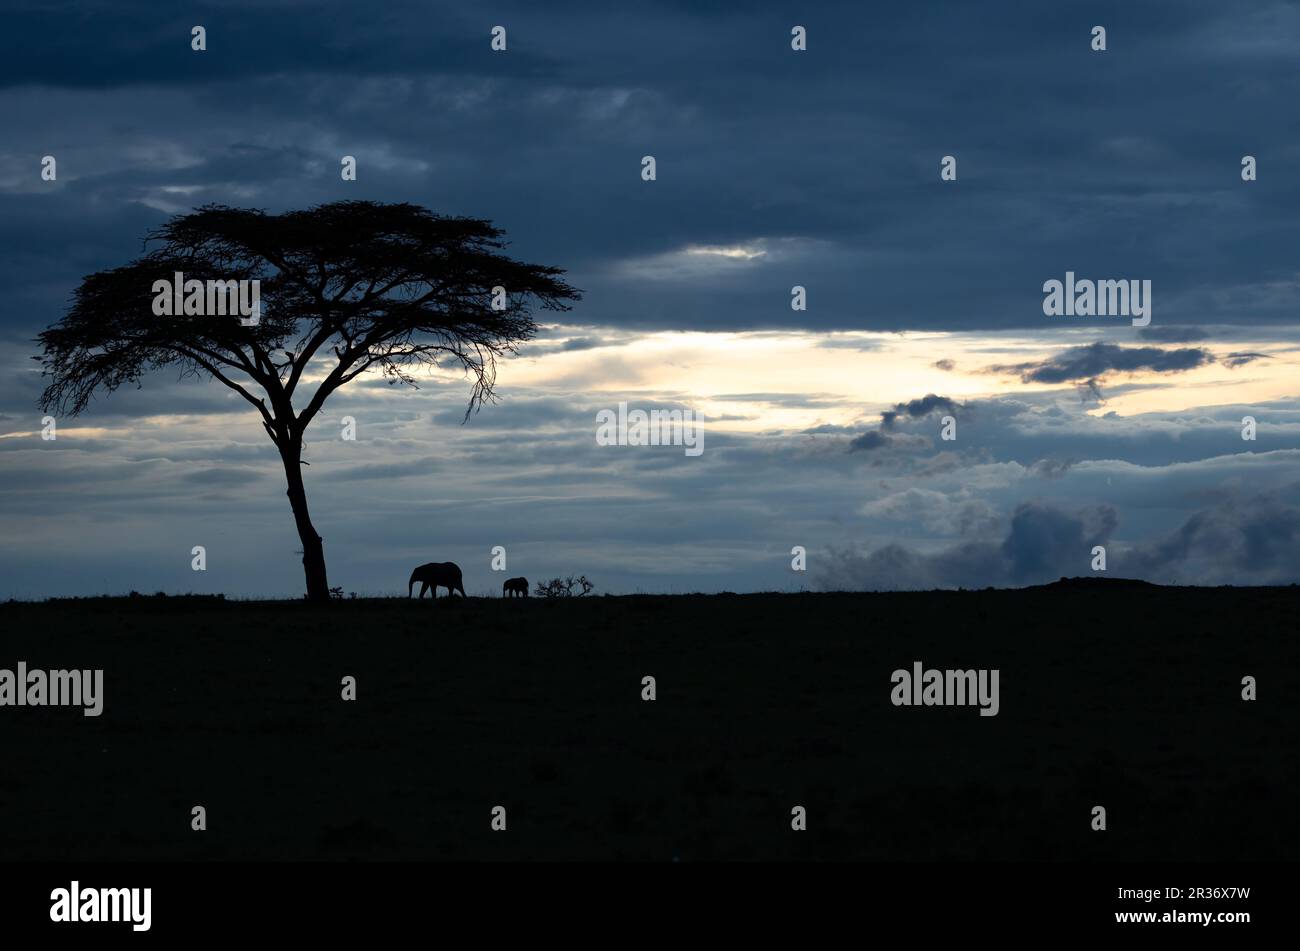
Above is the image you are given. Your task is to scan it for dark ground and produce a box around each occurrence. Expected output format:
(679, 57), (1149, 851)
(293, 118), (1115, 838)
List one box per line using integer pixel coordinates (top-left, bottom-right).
(0, 580), (1295, 861)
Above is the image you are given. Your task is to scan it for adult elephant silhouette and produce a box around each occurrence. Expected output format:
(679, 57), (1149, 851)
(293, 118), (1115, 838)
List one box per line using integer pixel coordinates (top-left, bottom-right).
(502, 576), (529, 598)
(408, 562), (467, 599)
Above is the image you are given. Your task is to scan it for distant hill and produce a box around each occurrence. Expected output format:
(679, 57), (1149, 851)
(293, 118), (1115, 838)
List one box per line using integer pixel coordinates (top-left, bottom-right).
(1029, 575), (1161, 590)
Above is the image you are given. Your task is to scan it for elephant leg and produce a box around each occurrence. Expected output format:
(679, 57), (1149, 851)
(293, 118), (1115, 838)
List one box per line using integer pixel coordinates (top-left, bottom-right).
(419, 581), (430, 599)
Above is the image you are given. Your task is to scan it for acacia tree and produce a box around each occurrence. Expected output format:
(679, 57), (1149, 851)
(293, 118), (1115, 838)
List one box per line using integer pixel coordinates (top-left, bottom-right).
(37, 201), (580, 601)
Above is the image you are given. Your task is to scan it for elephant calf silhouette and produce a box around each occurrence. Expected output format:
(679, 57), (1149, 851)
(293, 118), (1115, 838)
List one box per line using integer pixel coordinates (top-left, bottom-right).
(408, 562), (467, 599)
(503, 576), (529, 598)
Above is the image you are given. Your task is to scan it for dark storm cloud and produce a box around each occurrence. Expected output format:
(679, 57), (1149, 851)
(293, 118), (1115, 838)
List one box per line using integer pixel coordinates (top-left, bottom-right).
(993, 342), (1215, 384)
(1127, 490), (1300, 584)
(845, 391), (964, 455)
(999, 501), (1117, 581)
(6, 0), (1300, 341)
(813, 501), (1118, 591)
(846, 430), (893, 453)
(845, 391), (976, 457)
(881, 394), (963, 430)
(0, 2), (555, 90)
(814, 490), (1300, 590)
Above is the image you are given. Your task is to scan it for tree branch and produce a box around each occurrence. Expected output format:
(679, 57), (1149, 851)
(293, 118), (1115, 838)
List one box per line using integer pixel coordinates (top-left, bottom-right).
(168, 346), (276, 431)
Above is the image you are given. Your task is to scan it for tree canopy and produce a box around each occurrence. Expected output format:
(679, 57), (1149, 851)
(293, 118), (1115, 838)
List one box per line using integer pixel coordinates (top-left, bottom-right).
(38, 200), (581, 440)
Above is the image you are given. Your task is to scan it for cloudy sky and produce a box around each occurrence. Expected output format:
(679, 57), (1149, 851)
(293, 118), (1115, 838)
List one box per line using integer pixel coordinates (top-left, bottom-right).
(2, 0), (1299, 598)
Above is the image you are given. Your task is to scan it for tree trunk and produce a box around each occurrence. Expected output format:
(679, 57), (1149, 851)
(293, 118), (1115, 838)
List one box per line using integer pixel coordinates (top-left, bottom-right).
(280, 437), (331, 602)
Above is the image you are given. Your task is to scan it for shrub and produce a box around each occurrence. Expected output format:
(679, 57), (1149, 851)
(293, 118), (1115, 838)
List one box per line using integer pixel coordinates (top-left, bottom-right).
(534, 575), (594, 598)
